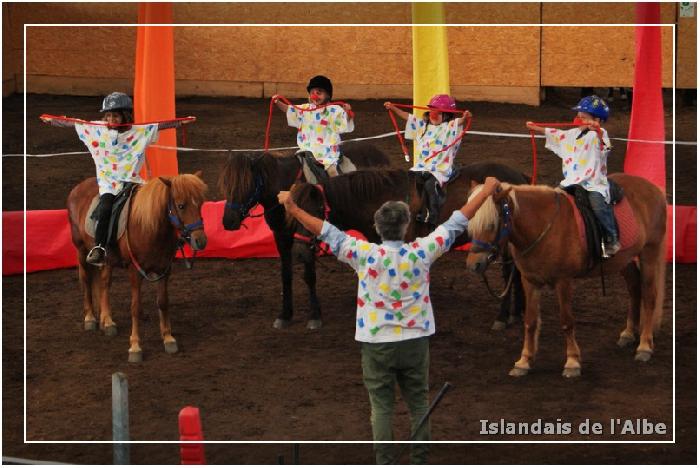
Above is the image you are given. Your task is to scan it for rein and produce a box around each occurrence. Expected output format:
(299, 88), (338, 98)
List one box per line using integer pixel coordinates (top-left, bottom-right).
(264, 95), (354, 151)
(125, 187), (205, 282)
(385, 102), (473, 163)
(292, 184), (334, 258)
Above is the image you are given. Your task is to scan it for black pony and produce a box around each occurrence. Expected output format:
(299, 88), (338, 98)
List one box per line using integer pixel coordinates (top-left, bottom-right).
(219, 142), (389, 329)
(289, 161), (529, 329)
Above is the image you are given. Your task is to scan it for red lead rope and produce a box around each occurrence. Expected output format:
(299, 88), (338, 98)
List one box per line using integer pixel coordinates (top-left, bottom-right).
(528, 121), (605, 185)
(385, 102), (472, 164)
(263, 95), (354, 152)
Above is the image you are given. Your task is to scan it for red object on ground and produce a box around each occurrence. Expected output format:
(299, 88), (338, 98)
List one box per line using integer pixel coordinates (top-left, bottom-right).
(624, 2), (666, 191)
(1, 204), (695, 276)
(135, 2), (178, 178)
(179, 406), (206, 465)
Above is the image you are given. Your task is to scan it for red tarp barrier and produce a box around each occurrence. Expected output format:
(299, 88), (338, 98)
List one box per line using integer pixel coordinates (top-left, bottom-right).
(2, 203), (695, 276)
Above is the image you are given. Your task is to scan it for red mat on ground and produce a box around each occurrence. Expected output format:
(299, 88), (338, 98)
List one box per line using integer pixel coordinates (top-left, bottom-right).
(2, 203), (695, 276)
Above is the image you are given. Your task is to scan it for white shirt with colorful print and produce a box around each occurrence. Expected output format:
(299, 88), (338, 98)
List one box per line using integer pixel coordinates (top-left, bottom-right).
(286, 104), (354, 169)
(75, 122), (159, 195)
(319, 210), (469, 343)
(545, 127), (612, 202)
(405, 114), (464, 186)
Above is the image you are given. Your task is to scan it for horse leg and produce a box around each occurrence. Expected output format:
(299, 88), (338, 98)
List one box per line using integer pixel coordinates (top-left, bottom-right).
(303, 259), (322, 330)
(127, 267), (144, 362)
(78, 256), (97, 331)
(511, 267), (525, 325)
(555, 279), (582, 378)
(618, 262), (641, 348)
(273, 233), (294, 329)
(635, 241), (666, 362)
(97, 264), (117, 336)
(157, 276), (178, 354)
(491, 264), (511, 331)
(510, 277), (542, 377)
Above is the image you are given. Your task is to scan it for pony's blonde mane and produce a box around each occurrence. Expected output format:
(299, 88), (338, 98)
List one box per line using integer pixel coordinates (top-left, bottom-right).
(131, 174), (207, 238)
(467, 183), (565, 237)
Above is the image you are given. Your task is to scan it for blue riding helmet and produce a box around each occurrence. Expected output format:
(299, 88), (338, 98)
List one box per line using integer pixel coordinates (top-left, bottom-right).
(100, 92), (133, 112)
(572, 95), (610, 122)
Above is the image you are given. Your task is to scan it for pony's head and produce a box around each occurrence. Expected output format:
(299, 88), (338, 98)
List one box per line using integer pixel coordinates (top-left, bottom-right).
(465, 183), (515, 274)
(289, 183), (329, 264)
(160, 172), (208, 251)
(219, 151), (268, 230)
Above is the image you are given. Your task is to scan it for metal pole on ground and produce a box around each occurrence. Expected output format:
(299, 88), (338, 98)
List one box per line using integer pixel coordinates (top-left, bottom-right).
(112, 372), (130, 465)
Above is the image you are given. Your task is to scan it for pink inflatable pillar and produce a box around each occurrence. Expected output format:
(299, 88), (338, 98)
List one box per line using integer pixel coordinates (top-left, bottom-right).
(624, 2), (666, 192)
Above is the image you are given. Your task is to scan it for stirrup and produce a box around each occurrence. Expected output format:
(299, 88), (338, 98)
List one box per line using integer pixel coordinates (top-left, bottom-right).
(86, 245), (107, 266)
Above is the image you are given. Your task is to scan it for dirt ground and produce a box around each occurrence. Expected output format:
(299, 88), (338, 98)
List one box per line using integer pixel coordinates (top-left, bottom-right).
(2, 90), (696, 464)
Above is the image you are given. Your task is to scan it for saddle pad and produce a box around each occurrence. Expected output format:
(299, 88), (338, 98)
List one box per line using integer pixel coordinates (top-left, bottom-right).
(84, 195), (131, 241)
(565, 194), (640, 256)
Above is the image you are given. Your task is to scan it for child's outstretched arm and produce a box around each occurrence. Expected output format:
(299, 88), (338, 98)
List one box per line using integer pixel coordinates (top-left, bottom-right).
(526, 121), (545, 134)
(384, 102), (410, 121)
(272, 95), (289, 113)
(157, 117), (196, 130)
(40, 115), (76, 128)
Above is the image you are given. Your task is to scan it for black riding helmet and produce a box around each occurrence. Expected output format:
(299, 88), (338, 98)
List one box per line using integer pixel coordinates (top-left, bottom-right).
(306, 75), (333, 99)
(100, 92), (134, 128)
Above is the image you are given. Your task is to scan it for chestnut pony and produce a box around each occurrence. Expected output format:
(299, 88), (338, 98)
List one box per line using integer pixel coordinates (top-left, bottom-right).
(67, 173), (207, 362)
(218, 143), (389, 330)
(465, 173), (667, 378)
(289, 161), (529, 327)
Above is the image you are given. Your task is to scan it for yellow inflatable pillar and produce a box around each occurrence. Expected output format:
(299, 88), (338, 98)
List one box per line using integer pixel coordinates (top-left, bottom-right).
(411, 2), (450, 161)
(135, 2), (178, 178)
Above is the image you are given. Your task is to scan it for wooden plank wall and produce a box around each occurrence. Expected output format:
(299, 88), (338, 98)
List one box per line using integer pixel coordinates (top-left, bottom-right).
(5, 2), (695, 102)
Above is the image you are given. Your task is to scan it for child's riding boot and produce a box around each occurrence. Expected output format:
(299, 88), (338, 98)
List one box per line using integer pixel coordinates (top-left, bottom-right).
(86, 245), (107, 266)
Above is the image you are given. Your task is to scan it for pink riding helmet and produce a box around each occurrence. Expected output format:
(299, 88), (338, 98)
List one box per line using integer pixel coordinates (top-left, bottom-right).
(428, 94), (456, 110)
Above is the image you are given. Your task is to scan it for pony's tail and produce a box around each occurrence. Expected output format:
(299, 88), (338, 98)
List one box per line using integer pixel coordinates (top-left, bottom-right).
(652, 229), (667, 331)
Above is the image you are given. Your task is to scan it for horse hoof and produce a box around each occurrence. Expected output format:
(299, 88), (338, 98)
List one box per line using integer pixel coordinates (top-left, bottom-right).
(104, 325), (117, 337)
(273, 319), (291, 329)
(635, 350), (652, 362)
(617, 334), (635, 348)
(128, 351), (143, 363)
(84, 320), (97, 331)
(164, 341), (179, 354)
(307, 320), (323, 330)
(562, 367), (581, 378)
(509, 367), (529, 377)
(491, 320), (506, 331)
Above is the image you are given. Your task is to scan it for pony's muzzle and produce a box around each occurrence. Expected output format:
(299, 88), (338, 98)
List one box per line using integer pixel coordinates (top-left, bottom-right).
(190, 231), (208, 251)
(466, 252), (489, 274)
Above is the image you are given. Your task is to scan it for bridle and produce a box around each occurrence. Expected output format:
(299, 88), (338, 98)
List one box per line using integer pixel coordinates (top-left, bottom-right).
(469, 191), (561, 298)
(126, 187), (205, 282)
(226, 173), (265, 222)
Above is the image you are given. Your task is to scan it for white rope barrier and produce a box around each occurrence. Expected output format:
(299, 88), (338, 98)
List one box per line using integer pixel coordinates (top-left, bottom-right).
(4, 129), (695, 158)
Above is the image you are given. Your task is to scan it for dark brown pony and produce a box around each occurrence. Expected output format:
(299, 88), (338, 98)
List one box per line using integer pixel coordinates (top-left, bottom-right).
(67, 173), (208, 362)
(465, 173), (667, 377)
(218, 143), (389, 330)
(289, 162), (529, 326)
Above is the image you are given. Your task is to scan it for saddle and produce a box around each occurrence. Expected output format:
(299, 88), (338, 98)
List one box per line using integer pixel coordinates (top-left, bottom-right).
(563, 179), (630, 269)
(85, 183), (138, 246)
(415, 165), (461, 223)
(297, 151), (356, 184)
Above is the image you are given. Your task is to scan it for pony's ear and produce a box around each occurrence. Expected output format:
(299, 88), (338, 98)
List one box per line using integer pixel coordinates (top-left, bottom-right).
(493, 186), (513, 203)
(193, 170), (203, 179)
(159, 176), (172, 188)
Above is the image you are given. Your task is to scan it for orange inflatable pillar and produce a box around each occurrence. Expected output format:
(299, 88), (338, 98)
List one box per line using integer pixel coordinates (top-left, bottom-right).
(624, 2), (665, 192)
(135, 2), (178, 178)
